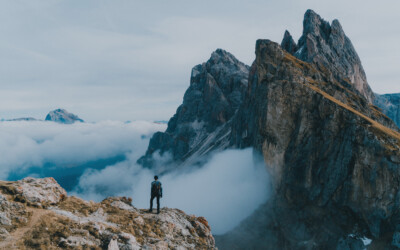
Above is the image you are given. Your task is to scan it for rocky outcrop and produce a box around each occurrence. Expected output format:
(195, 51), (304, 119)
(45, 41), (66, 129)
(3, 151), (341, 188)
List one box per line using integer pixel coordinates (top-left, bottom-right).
(45, 109), (84, 124)
(374, 93), (400, 128)
(6, 177), (67, 207)
(282, 10), (375, 103)
(138, 49), (249, 171)
(0, 178), (216, 249)
(280, 30), (298, 55)
(140, 10), (394, 174)
(219, 39), (400, 249)
(137, 9), (400, 249)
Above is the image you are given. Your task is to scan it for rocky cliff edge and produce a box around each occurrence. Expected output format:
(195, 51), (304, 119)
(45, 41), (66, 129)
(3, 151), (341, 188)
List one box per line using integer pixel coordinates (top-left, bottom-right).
(0, 177), (216, 249)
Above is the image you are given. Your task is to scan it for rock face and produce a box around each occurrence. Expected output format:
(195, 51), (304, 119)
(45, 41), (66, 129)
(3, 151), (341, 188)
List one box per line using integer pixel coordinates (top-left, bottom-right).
(45, 109), (84, 124)
(283, 10), (375, 103)
(140, 10), (396, 174)
(0, 178), (216, 249)
(218, 39), (400, 249)
(9, 177), (67, 207)
(374, 93), (400, 128)
(280, 30), (298, 55)
(138, 49), (249, 171)
(139, 9), (400, 250)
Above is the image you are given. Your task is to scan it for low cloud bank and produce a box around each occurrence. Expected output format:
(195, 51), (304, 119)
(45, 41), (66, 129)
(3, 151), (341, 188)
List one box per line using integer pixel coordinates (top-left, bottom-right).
(1, 120), (270, 235)
(74, 148), (270, 234)
(0, 120), (165, 185)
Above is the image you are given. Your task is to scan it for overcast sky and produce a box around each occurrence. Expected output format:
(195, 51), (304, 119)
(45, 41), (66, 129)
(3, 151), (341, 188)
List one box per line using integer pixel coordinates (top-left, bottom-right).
(0, 0), (399, 122)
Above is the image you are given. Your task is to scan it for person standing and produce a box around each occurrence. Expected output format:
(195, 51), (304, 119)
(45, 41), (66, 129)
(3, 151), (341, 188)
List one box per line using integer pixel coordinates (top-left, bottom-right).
(149, 175), (162, 214)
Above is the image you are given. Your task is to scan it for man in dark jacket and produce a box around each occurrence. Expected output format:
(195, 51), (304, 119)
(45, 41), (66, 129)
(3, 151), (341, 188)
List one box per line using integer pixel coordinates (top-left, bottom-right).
(149, 175), (162, 214)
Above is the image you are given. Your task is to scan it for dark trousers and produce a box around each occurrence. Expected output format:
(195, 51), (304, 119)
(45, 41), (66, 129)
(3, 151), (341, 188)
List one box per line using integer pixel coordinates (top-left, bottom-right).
(150, 194), (160, 212)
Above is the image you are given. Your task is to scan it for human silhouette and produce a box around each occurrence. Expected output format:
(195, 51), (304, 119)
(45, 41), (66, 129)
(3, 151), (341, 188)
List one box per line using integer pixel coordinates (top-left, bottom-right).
(149, 175), (162, 214)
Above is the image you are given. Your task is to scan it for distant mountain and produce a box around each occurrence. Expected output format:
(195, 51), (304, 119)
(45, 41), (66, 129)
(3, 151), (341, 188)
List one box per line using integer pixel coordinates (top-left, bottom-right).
(7, 117), (39, 122)
(45, 109), (84, 124)
(374, 93), (400, 127)
(141, 9), (400, 249)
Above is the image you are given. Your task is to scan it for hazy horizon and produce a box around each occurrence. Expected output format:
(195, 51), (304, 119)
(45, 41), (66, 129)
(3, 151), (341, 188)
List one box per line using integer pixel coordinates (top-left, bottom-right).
(1, 0), (399, 122)
(0, 120), (270, 234)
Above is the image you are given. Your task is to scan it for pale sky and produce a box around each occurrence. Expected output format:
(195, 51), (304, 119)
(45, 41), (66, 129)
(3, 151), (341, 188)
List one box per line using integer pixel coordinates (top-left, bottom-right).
(0, 0), (399, 122)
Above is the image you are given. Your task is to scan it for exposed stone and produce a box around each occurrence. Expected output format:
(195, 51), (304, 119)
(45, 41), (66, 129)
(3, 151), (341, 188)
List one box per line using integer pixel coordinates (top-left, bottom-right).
(218, 38), (400, 249)
(336, 236), (365, 250)
(138, 48), (249, 171)
(138, 9), (400, 249)
(392, 232), (400, 248)
(0, 212), (11, 226)
(108, 237), (120, 250)
(4, 177), (67, 207)
(45, 108), (84, 124)
(0, 227), (9, 240)
(0, 181), (216, 249)
(374, 93), (400, 128)
(281, 30), (298, 54)
(59, 235), (100, 248)
(294, 9), (375, 103)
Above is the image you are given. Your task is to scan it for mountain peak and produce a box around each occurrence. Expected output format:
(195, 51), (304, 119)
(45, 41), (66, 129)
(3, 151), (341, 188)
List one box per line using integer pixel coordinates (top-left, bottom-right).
(294, 9), (375, 103)
(302, 9), (331, 39)
(139, 49), (249, 169)
(281, 30), (298, 54)
(209, 48), (244, 67)
(45, 109), (84, 124)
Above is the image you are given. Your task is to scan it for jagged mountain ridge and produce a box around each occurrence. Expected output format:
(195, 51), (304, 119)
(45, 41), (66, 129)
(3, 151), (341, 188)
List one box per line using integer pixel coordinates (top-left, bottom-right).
(138, 49), (249, 171)
(3, 109), (84, 124)
(284, 10), (375, 103)
(0, 177), (216, 249)
(141, 9), (398, 173)
(140, 9), (400, 249)
(220, 39), (400, 249)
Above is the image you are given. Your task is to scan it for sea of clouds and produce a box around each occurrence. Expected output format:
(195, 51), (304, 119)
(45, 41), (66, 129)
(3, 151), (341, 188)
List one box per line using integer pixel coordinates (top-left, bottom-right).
(0, 120), (270, 234)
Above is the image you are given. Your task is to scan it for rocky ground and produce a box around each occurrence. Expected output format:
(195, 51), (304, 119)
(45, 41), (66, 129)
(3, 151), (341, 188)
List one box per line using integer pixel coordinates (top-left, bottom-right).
(0, 177), (216, 249)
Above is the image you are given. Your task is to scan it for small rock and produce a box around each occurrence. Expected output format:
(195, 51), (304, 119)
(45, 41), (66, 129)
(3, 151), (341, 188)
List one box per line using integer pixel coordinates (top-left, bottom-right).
(392, 232), (400, 248)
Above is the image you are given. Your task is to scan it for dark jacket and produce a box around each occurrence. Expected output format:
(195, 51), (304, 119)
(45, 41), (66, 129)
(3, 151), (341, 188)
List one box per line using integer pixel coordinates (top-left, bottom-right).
(151, 180), (162, 197)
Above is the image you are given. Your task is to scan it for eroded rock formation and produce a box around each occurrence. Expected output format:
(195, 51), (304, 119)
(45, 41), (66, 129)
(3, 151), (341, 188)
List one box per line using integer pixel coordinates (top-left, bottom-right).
(218, 39), (400, 249)
(287, 10), (375, 103)
(0, 178), (216, 249)
(140, 9), (400, 250)
(138, 49), (249, 171)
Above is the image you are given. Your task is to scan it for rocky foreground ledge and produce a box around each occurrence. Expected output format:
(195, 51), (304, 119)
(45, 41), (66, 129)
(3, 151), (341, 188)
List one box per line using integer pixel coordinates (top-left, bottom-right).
(0, 177), (216, 249)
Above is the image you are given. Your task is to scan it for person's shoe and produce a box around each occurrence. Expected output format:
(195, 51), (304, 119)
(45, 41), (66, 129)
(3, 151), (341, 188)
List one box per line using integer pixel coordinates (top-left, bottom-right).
(148, 209), (152, 213)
